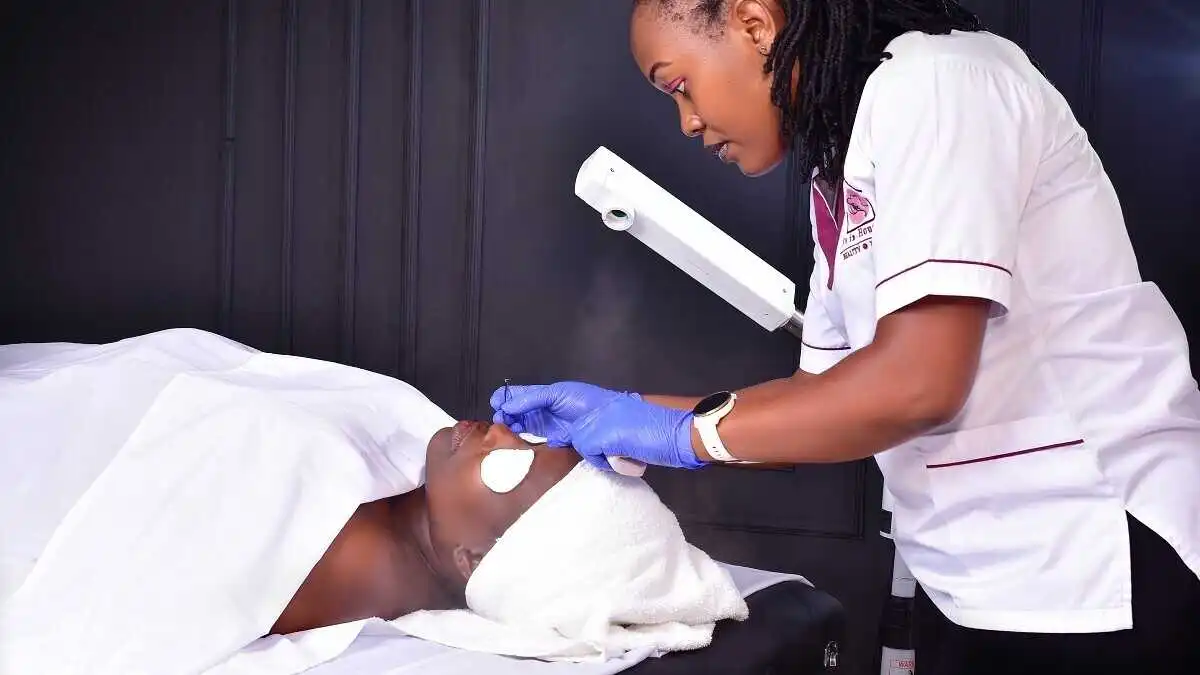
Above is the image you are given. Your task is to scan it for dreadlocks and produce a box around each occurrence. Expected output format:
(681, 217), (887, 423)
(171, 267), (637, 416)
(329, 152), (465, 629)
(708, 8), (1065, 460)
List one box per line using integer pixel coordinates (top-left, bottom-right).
(634, 0), (984, 186)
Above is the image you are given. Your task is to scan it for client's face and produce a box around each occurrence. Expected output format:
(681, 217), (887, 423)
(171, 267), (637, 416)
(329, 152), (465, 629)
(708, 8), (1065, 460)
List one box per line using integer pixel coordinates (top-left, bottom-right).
(424, 421), (580, 587)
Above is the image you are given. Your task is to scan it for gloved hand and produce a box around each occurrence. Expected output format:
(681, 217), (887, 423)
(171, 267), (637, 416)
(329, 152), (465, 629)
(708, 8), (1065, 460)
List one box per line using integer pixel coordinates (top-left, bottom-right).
(566, 395), (706, 471)
(490, 381), (625, 442)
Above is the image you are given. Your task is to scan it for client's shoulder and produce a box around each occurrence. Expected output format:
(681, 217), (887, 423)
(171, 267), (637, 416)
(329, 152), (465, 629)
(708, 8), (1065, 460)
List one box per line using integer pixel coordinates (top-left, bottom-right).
(269, 496), (449, 636)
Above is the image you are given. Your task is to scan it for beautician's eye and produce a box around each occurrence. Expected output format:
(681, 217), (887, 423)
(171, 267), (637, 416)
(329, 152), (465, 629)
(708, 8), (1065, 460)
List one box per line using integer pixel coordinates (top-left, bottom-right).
(662, 77), (687, 97)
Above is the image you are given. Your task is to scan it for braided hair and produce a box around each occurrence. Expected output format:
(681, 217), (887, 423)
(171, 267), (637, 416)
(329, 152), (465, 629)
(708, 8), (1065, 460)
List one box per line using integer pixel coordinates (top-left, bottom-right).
(634, 0), (984, 186)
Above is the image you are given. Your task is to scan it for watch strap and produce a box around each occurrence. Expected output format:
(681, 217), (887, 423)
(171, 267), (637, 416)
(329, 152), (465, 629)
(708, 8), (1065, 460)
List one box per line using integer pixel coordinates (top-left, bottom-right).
(693, 392), (738, 462)
(697, 420), (737, 462)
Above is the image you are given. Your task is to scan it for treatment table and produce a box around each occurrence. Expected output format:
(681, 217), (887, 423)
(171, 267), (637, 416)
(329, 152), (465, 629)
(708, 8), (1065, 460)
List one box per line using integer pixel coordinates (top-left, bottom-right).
(291, 578), (845, 675)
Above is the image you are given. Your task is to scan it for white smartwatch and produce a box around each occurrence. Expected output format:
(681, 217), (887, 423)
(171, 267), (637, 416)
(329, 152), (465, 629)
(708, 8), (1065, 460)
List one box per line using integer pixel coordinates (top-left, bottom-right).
(691, 391), (738, 462)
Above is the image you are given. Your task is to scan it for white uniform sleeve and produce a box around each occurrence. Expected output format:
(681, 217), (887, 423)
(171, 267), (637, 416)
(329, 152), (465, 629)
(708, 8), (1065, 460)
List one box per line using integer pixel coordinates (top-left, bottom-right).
(868, 56), (1041, 320)
(798, 258), (851, 375)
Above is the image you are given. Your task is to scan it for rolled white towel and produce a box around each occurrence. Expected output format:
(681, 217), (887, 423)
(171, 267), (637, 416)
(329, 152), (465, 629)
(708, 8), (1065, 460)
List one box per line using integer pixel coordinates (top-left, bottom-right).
(392, 461), (748, 662)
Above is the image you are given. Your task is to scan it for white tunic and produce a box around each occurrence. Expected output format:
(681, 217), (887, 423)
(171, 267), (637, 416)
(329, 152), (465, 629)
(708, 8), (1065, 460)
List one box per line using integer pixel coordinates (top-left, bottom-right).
(798, 29), (1200, 633)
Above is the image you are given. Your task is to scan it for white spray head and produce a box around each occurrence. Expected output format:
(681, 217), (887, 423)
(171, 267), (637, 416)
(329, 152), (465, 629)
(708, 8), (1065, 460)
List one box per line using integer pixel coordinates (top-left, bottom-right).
(574, 146), (802, 335)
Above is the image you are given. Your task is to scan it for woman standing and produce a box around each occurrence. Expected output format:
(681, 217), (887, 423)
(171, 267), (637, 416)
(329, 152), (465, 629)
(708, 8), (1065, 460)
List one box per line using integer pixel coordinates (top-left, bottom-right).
(494, 1), (1200, 674)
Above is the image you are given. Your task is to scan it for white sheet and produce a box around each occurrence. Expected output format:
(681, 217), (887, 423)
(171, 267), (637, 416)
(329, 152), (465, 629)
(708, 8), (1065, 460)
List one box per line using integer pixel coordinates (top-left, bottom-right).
(0, 328), (453, 675)
(0, 328), (260, 604)
(208, 563), (807, 675)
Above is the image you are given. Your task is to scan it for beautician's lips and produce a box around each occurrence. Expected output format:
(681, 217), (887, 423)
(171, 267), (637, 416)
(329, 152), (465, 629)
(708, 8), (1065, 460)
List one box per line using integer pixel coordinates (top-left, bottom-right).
(704, 140), (732, 163)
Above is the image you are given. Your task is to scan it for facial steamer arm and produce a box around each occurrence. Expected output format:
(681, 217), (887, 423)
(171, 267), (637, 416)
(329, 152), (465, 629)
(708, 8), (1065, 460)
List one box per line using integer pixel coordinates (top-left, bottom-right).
(573, 147), (805, 339)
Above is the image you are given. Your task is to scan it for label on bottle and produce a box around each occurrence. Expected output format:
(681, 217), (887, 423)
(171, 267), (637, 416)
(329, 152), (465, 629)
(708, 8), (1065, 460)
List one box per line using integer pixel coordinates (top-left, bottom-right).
(880, 647), (915, 675)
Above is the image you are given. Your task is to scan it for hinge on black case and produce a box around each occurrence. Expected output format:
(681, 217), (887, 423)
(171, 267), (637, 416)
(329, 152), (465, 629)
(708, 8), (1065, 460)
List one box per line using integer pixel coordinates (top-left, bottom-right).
(823, 640), (840, 669)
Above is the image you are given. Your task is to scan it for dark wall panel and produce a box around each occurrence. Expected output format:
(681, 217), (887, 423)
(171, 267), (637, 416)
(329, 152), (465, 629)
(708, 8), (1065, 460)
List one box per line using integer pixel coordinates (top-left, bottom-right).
(289, 0), (350, 363)
(1094, 0), (1200, 341)
(352, 0), (416, 377)
(410, 0), (480, 412)
(229, 0), (287, 353)
(0, 1), (226, 341)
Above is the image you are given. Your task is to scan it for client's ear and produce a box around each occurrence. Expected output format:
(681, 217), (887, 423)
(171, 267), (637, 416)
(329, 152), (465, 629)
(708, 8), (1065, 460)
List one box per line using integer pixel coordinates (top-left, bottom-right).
(451, 543), (489, 582)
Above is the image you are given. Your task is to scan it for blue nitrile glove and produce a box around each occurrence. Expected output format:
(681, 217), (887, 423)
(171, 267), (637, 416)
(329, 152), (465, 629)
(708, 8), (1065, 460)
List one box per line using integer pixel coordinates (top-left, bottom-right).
(489, 381), (624, 441)
(566, 395), (706, 471)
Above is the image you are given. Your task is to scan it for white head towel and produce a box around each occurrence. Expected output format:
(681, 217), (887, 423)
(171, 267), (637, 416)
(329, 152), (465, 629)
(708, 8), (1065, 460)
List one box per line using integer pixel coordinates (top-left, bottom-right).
(391, 461), (749, 662)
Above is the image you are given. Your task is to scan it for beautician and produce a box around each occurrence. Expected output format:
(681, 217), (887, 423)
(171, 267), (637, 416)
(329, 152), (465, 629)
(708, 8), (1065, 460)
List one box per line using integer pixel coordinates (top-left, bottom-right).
(492, 1), (1200, 673)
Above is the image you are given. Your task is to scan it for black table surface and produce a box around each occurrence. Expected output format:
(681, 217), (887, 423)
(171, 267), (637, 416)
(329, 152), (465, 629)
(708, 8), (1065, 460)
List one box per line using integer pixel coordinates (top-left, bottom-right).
(627, 580), (846, 675)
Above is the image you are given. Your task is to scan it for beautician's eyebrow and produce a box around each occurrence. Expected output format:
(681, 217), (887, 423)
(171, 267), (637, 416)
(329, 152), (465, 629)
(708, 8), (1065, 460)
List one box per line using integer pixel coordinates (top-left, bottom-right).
(647, 61), (670, 84)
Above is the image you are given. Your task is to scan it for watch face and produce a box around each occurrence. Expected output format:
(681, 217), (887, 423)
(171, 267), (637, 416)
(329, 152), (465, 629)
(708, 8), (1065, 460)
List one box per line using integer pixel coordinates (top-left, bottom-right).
(694, 391), (732, 417)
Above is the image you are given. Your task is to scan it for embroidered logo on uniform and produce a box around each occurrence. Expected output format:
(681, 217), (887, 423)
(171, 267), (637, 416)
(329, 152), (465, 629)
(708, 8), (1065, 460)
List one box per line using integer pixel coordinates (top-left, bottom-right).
(838, 182), (874, 262)
(844, 184), (875, 232)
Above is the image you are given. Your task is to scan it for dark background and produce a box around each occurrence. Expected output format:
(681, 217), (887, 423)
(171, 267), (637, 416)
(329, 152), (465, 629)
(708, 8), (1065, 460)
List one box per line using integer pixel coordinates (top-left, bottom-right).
(1, 2), (1197, 673)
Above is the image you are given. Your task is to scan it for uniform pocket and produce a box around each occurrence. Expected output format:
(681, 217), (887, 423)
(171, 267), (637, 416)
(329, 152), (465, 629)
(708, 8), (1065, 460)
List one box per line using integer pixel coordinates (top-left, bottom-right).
(924, 413), (1100, 514)
(920, 413), (1122, 612)
(925, 413), (1083, 470)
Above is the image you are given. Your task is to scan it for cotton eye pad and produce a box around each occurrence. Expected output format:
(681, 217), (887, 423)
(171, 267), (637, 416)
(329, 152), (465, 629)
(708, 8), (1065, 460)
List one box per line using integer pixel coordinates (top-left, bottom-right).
(480, 448), (536, 493)
(518, 432), (547, 445)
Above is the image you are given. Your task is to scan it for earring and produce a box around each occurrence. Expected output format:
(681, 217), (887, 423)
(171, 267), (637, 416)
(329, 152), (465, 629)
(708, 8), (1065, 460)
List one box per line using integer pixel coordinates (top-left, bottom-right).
(758, 44), (770, 56)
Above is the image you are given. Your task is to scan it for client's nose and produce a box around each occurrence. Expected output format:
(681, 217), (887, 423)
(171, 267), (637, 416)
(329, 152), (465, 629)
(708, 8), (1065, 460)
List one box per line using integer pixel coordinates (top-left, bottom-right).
(484, 422), (522, 446)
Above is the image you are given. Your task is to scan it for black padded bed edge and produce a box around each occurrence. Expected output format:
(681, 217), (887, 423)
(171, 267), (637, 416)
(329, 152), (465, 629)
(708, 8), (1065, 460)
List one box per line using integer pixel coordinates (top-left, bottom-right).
(628, 580), (845, 674)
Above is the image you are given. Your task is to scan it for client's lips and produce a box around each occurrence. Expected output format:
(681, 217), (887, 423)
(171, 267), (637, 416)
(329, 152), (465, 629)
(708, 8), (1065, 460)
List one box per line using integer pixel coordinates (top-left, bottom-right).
(449, 420), (485, 453)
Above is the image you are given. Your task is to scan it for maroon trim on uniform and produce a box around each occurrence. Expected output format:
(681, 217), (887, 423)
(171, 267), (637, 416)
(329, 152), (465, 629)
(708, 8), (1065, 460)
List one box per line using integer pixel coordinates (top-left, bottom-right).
(876, 258), (1013, 289)
(801, 341), (851, 351)
(926, 439), (1084, 469)
(813, 182), (845, 290)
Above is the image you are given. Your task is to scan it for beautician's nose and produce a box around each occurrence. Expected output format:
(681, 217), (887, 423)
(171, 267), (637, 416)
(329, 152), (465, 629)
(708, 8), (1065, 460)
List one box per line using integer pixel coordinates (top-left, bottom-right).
(679, 104), (704, 139)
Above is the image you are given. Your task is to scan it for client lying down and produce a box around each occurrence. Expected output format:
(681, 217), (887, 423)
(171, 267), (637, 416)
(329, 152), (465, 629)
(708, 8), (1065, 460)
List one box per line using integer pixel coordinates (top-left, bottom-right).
(0, 328), (750, 675)
(267, 420), (565, 634)
(274, 418), (749, 659)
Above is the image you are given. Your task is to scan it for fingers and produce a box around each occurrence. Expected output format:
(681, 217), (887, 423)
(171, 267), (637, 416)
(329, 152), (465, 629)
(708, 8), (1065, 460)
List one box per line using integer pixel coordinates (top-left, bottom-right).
(489, 383), (551, 412)
(488, 387), (507, 411)
(498, 385), (555, 416)
(583, 453), (616, 473)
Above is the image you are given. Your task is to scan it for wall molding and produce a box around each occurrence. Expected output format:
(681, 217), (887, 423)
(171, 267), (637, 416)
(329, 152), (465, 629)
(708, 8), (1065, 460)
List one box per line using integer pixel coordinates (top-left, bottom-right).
(851, 459), (868, 540)
(341, 0), (364, 364)
(1005, 0), (1031, 48)
(399, 0), (423, 383)
(459, 0), (490, 415)
(281, 0), (298, 352)
(1079, 0), (1103, 132)
(784, 145), (808, 369)
(219, 0), (238, 334)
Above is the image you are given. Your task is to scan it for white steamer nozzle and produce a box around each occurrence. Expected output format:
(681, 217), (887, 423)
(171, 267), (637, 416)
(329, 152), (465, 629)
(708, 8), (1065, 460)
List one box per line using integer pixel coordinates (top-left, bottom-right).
(573, 146), (804, 338)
